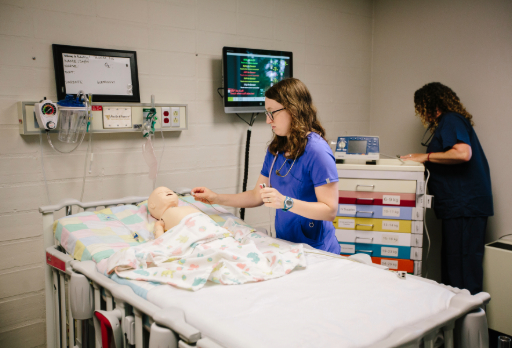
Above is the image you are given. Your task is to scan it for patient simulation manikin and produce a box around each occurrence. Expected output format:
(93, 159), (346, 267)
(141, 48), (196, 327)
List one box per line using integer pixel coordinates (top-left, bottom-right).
(148, 186), (198, 238)
(105, 186), (307, 290)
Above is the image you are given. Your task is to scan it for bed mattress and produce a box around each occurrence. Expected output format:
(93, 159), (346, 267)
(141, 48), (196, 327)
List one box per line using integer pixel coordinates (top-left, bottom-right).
(143, 252), (454, 348)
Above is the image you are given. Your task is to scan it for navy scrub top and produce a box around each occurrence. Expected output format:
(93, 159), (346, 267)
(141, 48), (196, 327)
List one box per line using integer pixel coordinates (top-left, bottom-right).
(261, 132), (340, 254)
(425, 112), (493, 219)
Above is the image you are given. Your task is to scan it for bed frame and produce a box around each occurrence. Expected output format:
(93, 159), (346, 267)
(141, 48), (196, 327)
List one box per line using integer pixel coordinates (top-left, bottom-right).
(41, 197), (491, 348)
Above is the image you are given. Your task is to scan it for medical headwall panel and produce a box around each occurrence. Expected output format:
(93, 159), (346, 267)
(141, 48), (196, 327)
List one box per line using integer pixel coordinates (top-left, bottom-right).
(18, 102), (187, 135)
(336, 159), (426, 275)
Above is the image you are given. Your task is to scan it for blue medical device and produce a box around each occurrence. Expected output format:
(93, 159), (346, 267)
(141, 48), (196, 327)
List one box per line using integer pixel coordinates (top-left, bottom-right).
(335, 136), (380, 160)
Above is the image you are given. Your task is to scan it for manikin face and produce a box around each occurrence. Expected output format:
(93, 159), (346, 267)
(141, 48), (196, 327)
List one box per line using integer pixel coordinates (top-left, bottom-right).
(148, 187), (179, 220)
(265, 98), (292, 137)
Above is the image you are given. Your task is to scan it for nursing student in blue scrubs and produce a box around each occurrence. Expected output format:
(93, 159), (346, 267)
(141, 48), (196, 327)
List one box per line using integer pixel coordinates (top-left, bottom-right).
(192, 78), (340, 254)
(401, 82), (493, 294)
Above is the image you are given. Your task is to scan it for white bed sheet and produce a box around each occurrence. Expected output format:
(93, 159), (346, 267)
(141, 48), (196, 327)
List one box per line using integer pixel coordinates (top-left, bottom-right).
(147, 252), (455, 348)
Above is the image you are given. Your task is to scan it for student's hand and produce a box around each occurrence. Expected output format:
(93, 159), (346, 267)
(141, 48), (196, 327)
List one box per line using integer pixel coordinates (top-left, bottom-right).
(191, 187), (218, 204)
(260, 186), (285, 209)
(400, 153), (428, 163)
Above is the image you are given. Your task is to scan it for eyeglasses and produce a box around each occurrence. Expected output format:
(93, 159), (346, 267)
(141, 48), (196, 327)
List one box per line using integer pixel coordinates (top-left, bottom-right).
(265, 108), (285, 121)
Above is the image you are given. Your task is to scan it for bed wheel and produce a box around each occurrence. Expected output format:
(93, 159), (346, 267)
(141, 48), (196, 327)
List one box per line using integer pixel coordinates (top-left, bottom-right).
(149, 323), (178, 348)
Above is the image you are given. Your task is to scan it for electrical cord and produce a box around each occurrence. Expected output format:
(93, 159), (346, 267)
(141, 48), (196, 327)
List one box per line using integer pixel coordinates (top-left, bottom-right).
(498, 234), (512, 240)
(423, 168), (431, 278)
(155, 129), (166, 190)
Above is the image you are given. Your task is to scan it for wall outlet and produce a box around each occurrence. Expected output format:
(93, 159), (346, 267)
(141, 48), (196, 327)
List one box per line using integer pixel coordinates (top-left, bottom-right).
(161, 107), (171, 128)
(171, 107), (180, 127)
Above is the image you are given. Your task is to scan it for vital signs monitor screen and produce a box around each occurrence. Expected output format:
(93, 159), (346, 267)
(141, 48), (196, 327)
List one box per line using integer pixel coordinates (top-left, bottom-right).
(222, 47), (293, 113)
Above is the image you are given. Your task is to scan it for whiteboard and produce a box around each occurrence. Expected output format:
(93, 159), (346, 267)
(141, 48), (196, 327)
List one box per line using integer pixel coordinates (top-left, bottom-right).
(62, 53), (133, 96)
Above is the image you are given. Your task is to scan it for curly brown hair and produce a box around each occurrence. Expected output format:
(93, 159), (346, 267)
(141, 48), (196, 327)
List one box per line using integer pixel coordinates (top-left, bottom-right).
(265, 78), (326, 159)
(414, 82), (474, 131)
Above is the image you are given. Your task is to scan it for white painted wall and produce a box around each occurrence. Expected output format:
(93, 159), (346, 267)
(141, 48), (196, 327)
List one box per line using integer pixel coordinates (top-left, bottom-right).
(0, 0), (373, 345)
(371, 0), (512, 280)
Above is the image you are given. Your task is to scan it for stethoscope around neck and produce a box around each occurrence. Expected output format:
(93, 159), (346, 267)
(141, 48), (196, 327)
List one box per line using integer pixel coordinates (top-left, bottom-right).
(268, 152), (314, 228)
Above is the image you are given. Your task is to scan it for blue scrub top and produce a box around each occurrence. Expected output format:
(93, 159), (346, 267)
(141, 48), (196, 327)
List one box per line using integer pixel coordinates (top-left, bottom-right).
(261, 132), (340, 254)
(425, 112), (493, 219)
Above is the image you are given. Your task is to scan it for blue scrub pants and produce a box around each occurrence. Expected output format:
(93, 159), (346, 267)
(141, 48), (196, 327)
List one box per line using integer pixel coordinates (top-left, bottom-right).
(441, 217), (487, 295)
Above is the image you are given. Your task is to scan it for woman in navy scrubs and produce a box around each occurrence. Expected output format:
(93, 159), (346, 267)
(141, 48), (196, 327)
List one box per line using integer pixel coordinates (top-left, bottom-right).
(192, 78), (340, 254)
(401, 82), (493, 294)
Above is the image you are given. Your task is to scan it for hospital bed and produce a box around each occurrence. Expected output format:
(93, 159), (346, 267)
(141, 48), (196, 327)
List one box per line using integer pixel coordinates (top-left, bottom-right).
(41, 195), (491, 348)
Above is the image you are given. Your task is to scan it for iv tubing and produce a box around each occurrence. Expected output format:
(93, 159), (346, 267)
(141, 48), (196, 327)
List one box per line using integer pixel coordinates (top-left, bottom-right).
(154, 128), (166, 190)
(39, 130), (51, 204)
(80, 95), (94, 203)
(46, 126), (87, 154)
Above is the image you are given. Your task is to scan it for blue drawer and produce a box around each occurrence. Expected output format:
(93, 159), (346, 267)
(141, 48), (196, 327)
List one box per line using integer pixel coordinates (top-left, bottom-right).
(337, 204), (423, 220)
(338, 242), (413, 260)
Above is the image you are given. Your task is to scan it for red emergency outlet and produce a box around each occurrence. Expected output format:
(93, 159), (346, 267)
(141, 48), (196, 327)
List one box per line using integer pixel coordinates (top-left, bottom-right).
(163, 111), (169, 116)
(164, 118), (170, 123)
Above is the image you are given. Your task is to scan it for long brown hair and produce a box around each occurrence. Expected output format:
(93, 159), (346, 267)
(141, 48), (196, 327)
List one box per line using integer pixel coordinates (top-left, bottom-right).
(414, 82), (474, 131)
(265, 78), (326, 158)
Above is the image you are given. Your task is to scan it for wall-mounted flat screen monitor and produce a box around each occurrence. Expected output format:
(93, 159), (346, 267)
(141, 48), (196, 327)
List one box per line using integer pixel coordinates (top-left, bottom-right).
(222, 47), (293, 114)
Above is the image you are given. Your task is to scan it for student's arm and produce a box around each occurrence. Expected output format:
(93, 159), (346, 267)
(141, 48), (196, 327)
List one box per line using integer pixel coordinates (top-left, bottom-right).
(401, 141), (472, 164)
(260, 182), (338, 221)
(191, 174), (270, 208)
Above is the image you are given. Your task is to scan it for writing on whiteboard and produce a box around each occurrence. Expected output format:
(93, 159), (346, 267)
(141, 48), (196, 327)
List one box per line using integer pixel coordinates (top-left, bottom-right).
(62, 53), (132, 96)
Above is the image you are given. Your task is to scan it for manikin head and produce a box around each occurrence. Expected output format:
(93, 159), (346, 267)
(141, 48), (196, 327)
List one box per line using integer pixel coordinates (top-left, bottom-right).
(148, 187), (179, 220)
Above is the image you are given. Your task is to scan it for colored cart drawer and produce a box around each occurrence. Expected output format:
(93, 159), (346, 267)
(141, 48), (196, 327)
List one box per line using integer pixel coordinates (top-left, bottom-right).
(338, 178), (417, 194)
(341, 255), (418, 274)
(337, 204), (423, 221)
(339, 191), (416, 207)
(338, 242), (421, 260)
(335, 229), (423, 247)
(335, 216), (412, 233)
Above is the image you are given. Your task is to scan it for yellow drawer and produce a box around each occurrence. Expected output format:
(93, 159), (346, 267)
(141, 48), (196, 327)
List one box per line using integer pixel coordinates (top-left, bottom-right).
(334, 216), (412, 233)
(338, 178), (417, 194)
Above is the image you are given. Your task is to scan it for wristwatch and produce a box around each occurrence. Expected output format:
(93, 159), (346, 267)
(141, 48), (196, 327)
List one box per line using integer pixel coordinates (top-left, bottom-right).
(282, 196), (294, 211)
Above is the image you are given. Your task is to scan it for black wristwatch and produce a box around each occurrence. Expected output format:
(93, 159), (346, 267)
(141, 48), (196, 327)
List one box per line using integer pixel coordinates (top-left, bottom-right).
(282, 196), (294, 211)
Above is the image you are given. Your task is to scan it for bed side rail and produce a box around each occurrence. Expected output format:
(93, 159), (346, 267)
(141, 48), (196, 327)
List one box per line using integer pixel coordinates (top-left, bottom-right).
(39, 196), (149, 214)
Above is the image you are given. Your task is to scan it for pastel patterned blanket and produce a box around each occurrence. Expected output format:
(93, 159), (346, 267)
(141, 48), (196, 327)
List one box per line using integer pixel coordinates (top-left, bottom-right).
(53, 197), (248, 262)
(106, 212), (307, 291)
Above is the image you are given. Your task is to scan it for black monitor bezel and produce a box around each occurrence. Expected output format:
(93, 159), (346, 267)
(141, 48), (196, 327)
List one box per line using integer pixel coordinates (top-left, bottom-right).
(52, 44), (140, 103)
(222, 46), (293, 110)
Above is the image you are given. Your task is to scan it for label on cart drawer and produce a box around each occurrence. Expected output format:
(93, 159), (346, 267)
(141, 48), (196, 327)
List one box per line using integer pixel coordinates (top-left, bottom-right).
(339, 244), (355, 254)
(382, 220), (400, 231)
(381, 247), (399, 257)
(382, 207), (400, 217)
(338, 219), (355, 229)
(383, 195), (400, 205)
(339, 205), (356, 215)
(382, 234), (400, 245)
(381, 259), (398, 269)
